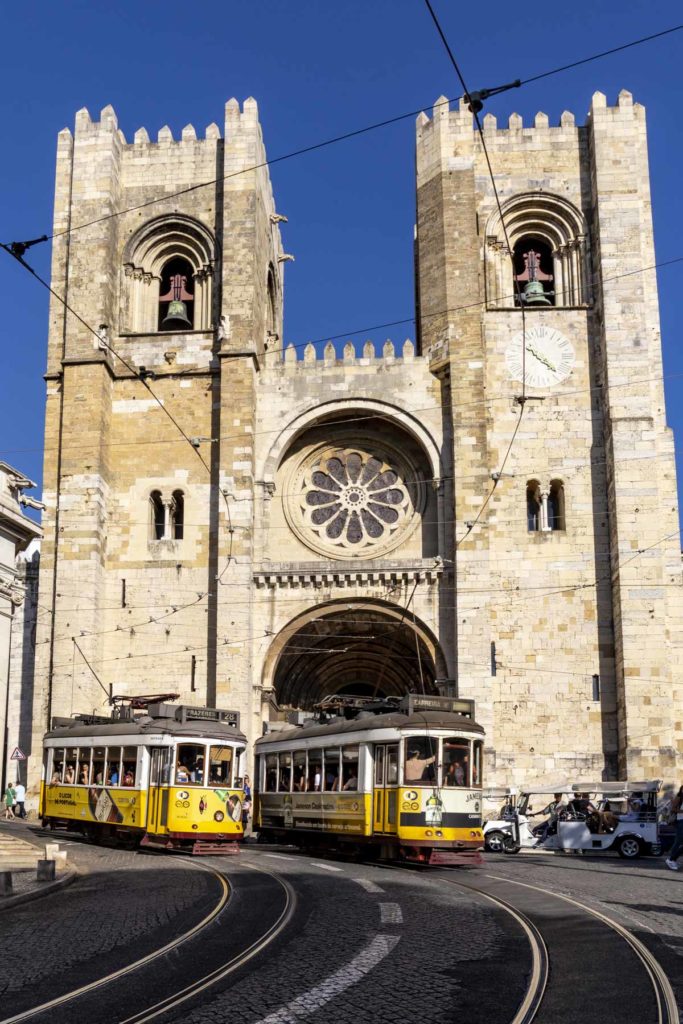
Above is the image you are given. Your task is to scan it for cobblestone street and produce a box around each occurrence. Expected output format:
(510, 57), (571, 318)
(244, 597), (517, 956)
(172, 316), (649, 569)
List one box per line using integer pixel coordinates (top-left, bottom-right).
(0, 825), (680, 1024)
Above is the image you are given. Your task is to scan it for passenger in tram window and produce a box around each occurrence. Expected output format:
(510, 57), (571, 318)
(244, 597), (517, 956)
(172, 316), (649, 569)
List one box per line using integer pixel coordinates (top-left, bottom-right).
(94, 768), (104, 785)
(64, 765), (75, 784)
(80, 764), (90, 785)
(51, 766), (62, 784)
(296, 773), (307, 792)
(342, 771), (358, 791)
(405, 748), (436, 783)
(444, 762), (465, 786)
(122, 767), (135, 786)
(191, 758), (204, 784)
(312, 765), (322, 791)
(176, 764), (190, 784)
(108, 767), (119, 785)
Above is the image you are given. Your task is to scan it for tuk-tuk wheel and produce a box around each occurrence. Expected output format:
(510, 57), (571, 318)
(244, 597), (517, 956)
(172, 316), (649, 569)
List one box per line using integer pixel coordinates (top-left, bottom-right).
(484, 830), (508, 854)
(617, 836), (642, 859)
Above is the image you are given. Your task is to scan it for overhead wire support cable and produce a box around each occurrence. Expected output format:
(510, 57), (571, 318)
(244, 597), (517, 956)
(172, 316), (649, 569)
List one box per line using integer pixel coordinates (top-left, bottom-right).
(2, 23), (682, 254)
(421, 0), (529, 545)
(0, 242), (235, 578)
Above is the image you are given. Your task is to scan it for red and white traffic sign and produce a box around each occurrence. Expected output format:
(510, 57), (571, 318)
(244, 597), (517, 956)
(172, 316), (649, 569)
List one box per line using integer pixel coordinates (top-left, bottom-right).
(10, 747), (26, 761)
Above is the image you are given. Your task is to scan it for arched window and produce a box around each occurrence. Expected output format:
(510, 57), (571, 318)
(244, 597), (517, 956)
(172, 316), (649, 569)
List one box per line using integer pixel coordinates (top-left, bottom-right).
(526, 481), (541, 532)
(486, 193), (590, 309)
(158, 257), (194, 331)
(122, 215), (215, 334)
(548, 480), (565, 531)
(150, 491), (165, 540)
(172, 490), (185, 540)
(513, 237), (555, 307)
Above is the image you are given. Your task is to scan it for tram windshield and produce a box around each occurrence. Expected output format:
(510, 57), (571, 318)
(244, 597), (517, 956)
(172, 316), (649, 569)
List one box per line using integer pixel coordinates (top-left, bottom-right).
(208, 745), (234, 787)
(442, 738), (470, 787)
(403, 737), (438, 785)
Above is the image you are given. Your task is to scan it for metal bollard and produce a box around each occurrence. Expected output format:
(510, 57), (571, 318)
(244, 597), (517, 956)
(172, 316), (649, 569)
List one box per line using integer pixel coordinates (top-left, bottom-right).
(0, 871), (12, 896)
(37, 859), (56, 882)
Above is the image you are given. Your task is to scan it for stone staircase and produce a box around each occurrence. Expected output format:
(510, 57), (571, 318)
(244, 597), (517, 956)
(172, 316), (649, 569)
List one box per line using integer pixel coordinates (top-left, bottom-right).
(0, 833), (41, 871)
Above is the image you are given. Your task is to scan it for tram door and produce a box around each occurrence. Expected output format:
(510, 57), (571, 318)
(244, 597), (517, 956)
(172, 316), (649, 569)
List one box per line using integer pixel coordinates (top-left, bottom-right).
(372, 744), (398, 834)
(147, 747), (170, 833)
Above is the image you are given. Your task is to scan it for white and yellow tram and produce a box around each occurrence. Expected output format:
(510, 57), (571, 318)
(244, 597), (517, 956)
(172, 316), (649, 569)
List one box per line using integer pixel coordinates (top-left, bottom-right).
(255, 695), (485, 865)
(41, 701), (247, 854)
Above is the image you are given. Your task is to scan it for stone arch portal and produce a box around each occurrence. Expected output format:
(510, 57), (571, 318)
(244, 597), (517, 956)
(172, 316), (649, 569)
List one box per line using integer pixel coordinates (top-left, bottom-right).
(265, 602), (445, 710)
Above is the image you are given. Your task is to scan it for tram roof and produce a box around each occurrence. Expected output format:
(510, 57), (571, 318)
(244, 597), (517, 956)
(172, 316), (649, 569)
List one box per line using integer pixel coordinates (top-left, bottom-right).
(45, 718), (246, 743)
(256, 710), (484, 746)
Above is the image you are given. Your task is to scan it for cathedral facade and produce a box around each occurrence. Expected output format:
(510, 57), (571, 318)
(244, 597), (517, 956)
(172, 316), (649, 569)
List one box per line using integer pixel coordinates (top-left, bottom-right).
(28, 90), (683, 798)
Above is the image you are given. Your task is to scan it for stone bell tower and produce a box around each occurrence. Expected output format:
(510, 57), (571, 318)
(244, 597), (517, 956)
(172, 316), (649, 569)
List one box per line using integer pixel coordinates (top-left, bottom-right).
(30, 99), (285, 795)
(415, 90), (683, 783)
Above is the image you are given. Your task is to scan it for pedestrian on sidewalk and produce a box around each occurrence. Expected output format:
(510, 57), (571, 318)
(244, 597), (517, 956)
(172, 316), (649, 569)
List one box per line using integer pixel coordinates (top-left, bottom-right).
(14, 781), (26, 819)
(3, 783), (16, 820)
(665, 784), (683, 871)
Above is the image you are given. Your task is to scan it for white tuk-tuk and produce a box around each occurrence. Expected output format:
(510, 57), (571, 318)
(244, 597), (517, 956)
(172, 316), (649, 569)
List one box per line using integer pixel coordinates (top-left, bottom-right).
(483, 781), (661, 859)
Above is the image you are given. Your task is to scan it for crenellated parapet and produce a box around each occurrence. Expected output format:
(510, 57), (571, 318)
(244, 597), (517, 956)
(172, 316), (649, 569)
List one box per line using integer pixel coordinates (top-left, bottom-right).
(277, 337), (418, 368)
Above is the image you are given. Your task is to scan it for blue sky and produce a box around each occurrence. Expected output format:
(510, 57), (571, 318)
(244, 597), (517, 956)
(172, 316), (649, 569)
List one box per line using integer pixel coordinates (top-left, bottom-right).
(2, 0), (682, 516)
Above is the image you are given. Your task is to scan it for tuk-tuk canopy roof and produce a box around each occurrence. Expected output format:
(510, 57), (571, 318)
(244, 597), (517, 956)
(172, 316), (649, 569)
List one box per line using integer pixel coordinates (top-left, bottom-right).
(570, 781), (660, 793)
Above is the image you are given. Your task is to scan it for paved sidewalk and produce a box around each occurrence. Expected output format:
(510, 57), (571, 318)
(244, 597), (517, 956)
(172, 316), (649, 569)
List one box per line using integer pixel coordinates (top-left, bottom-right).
(0, 821), (74, 907)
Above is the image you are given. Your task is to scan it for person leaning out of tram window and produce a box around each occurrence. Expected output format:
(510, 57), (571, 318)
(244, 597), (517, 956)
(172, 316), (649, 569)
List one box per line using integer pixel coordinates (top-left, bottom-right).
(79, 764), (89, 785)
(665, 784), (683, 871)
(122, 768), (135, 786)
(405, 749), (436, 783)
(176, 764), (190, 784)
(64, 765), (75, 784)
(51, 767), (62, 784)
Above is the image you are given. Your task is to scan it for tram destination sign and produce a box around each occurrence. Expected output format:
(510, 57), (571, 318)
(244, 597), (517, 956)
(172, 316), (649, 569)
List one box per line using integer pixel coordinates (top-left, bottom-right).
(400, 694), (475, 718)
(178, 705), (240, 728)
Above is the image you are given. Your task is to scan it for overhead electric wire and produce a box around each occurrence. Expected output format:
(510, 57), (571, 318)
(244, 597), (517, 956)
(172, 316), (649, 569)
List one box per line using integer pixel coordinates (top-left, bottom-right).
(2, 23), (680, 253)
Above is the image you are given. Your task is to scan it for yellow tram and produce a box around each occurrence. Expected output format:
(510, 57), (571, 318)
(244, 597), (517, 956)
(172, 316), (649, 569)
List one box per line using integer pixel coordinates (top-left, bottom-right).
(41, 700), (247, 854)
(255, 694), (485, 865)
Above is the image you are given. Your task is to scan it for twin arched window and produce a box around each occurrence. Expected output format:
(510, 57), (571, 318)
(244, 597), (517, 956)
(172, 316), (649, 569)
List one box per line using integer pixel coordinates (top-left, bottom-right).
(486, 193), (589, 309)
(527, 479), (565, 533)
(149, 489), (185, 542)
(123, 216), (215, 334)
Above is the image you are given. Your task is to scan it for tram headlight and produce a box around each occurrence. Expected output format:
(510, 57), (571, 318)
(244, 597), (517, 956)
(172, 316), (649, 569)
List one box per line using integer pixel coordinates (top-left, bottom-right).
(214, 811), (225, 822)
(425, 829), (433, 837)
(435, 830), (443, 838)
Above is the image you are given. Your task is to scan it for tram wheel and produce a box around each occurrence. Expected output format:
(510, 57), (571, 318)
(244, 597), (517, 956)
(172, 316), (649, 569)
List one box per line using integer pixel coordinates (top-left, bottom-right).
(617, 836), (643, 859)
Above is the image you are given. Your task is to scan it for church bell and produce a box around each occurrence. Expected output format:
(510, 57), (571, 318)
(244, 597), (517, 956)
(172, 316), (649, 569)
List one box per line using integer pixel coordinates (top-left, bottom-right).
(159, 270), (193, 330)
(522, 280), (552, 306)
(161, 299), (193, 330)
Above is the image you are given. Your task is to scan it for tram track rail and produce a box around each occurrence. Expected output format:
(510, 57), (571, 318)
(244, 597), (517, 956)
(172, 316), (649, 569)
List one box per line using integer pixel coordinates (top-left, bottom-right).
(0, 858), (295, 1024)
(484, 872), (679, 1024)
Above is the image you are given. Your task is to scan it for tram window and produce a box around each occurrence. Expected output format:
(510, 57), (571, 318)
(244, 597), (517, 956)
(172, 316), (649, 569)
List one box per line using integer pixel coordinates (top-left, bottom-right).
(473, 740), (483, 786)
(293, 751), (307, 791)
(79, 750), (92, 785)
(279, 752), (292, 792)
(122, 746), (137, 786)
(50, 748), (65, 784)
(403, 737), (438, 785)
(341, 747), (359, 791)
(308, 755), (322, 792)
(374, 747), (385, 786)
(323, 749), (341, 791)
(206, 745), (232, 787)
(106, 746), (123, 786)
(93, 747), (106, 785)
(386, 746), (398, 785)
(265, 754), (278, 792)
(443, 739), (470, 787)
(176, 743), (206, 785)
(64, 747), (78, 784)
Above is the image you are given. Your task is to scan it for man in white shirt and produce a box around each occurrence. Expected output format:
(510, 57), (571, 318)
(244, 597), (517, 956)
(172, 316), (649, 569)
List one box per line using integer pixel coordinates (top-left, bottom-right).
(14, 781), (26, 819)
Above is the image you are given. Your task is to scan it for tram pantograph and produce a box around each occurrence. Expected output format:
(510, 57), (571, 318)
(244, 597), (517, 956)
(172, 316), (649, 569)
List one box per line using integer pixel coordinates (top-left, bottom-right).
(255, 694), (485, 864)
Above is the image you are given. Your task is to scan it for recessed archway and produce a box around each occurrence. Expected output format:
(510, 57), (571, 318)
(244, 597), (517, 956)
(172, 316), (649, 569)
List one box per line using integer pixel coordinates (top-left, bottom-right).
(264, 600), (446, 710)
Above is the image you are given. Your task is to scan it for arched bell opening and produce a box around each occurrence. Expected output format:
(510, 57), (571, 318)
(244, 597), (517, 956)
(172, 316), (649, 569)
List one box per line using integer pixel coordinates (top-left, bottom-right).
(158, 256), (195, 330)
(267, 604), (444, 711)
(513, 236), (555, 306)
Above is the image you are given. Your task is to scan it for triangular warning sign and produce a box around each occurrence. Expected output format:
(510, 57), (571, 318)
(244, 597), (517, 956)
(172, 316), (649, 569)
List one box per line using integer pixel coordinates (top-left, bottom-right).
(10, 747), (26, 760)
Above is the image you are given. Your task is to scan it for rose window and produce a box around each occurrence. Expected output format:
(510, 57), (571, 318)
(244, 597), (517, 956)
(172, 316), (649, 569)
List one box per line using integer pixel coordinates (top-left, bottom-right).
(302, 450), (412, 551)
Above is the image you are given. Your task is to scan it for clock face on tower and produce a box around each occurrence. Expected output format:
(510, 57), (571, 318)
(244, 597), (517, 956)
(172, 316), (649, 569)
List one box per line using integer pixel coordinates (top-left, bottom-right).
(505, 325), (576, 389)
